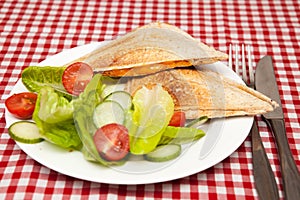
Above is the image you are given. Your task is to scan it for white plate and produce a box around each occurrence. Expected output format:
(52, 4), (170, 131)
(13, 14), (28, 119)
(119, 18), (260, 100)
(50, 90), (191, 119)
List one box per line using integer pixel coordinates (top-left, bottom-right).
(5, 42), (253, 185)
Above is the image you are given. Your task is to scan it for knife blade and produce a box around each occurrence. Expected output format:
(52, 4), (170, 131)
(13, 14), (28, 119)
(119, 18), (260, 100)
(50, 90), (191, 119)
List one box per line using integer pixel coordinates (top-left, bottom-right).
(255, 55), (300, 200)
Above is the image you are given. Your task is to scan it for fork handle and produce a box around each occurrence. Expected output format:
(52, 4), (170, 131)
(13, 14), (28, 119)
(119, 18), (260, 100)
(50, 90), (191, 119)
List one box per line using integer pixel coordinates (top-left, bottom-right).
(251, 119), (279, 200)
(264, 118), (300, 200)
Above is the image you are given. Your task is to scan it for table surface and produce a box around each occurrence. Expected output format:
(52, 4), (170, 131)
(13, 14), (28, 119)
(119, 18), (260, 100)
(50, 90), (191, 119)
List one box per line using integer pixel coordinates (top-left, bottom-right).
(1, 0), (299, 199)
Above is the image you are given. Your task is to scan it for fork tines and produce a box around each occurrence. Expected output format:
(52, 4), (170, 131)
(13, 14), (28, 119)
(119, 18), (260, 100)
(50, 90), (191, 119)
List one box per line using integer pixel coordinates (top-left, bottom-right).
(228, 44), (254, 86)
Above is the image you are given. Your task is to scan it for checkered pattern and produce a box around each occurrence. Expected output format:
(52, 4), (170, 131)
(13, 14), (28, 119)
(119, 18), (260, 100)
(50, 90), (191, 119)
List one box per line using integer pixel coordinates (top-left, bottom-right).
(1, 0), (299, 199)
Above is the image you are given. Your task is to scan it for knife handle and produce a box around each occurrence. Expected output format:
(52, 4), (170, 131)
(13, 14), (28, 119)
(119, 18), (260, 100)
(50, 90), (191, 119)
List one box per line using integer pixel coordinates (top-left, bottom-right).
(251, 119), (279, 200)
(265, 118), (300, 200)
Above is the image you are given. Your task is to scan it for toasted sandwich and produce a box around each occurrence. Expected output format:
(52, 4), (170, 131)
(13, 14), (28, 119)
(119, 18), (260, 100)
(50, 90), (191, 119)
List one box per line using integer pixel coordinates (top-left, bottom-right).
(67, 22), (227, 77)
(125, 68), (278, 119)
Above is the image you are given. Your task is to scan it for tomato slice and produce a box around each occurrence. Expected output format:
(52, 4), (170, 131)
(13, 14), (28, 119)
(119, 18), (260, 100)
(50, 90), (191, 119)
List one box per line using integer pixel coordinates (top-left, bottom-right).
(5, 92), (37, 119)
(168, 111), (186, 127)
(62, 62), (93, 96)
(93, 123), (130, 161)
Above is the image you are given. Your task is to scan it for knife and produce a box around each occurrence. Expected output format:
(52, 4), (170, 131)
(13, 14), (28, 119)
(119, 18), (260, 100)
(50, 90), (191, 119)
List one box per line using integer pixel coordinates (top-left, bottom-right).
(255, 55), (300, 200)
(251, 117), (279, 200)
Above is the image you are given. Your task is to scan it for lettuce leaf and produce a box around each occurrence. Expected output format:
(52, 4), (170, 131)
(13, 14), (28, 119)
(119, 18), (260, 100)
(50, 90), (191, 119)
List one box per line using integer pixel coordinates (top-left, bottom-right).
(33, 86), (82, 150)
(73, 74), (126, 166)
(34, 118), (81, 150)
(158, 126), (205, 145)
(128, 85), (174, 155)
(22, 66), (72, 99)
(38, 86), (74, 123)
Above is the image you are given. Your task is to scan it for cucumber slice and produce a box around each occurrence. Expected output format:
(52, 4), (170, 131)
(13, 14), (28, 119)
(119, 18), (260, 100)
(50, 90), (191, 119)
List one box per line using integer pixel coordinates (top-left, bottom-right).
(104, 91), (132, 110)
(186, 116), (209, 127)
(101, 85), (117, 99)
(144, 144), (181, 162)
(101, 76), (120, 99)
(8, 121), (44, 144)
(93, 100), (125, 128)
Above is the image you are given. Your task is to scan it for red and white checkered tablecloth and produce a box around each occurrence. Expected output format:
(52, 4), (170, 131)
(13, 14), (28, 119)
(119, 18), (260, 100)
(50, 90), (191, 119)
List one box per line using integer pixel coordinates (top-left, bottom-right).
(1, 0), (299, 199)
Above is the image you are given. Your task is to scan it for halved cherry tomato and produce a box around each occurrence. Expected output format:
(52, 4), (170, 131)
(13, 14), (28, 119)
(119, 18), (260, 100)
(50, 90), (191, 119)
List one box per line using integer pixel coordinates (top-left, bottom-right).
(5, 92), (37, 119)
(168, 111), (186, 127)
(62, 62), (93, 96)
(93, 123), (130, 161)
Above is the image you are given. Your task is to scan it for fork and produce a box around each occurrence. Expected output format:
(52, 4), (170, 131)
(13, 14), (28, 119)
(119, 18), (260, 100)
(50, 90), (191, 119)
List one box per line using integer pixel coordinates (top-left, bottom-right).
(229, 44), (279, 200)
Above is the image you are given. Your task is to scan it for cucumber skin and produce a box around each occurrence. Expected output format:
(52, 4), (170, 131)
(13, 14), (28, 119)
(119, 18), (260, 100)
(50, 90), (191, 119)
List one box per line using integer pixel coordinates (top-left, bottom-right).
(144, 144), (181, 162)
(8, 121), (44, 144)
(186, 116), (209, 127)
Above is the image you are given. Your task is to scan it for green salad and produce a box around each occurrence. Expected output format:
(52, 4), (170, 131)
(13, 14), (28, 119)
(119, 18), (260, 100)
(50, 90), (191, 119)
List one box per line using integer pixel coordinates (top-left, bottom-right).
(7, 64), (206, 165)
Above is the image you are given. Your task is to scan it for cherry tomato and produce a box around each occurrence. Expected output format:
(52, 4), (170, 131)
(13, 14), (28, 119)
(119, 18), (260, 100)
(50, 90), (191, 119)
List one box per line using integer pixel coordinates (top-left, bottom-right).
(168, 111), (186, 127)
(93, 123), (130, 161)
(62, 62), (93, 96)
(5, 92), (37, 119)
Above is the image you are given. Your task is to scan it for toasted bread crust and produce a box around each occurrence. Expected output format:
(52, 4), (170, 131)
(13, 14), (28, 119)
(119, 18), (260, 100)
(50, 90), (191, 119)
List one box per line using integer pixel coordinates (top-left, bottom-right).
(125, 68), (278, 119)
(65, 22), (228, 76)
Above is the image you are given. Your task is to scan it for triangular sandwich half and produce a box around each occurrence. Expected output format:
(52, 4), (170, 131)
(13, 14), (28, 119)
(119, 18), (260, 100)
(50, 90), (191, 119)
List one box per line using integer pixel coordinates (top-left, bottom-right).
(67, 22), (227, 77)
(124, 68), (278, 119)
